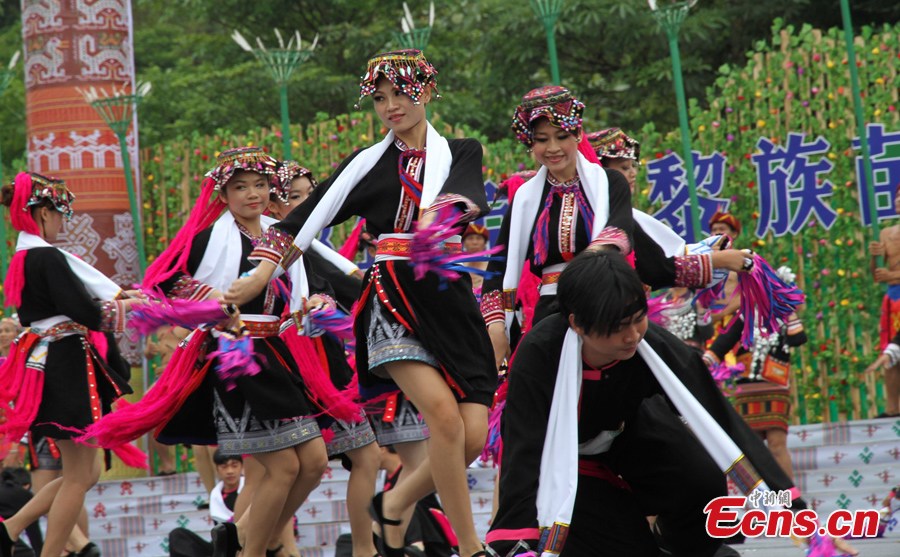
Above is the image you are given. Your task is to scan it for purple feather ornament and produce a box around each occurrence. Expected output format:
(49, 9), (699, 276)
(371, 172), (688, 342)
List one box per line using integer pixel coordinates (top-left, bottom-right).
(207, 334), (261, 391)
(127, 297), (227, 339)
(737, 254), (805, 348)
(410, 206), (504, 284)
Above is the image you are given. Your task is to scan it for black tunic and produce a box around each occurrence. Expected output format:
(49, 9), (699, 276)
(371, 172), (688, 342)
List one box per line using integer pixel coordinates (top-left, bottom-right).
(488, 314), (799, 555)
(272, 138), (497, 406)
(19, 248), (131, 440)
(156, 227), (323, 445)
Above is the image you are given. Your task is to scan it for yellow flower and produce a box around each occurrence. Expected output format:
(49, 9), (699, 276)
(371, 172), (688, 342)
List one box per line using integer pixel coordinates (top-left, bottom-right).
(840, 299), (850, 306)
(828, 152), (837, 160)
(146, 227), (154, 235)
(834, 238), (843, 245)
(754, 90), (762, 98)
(828, 121), (837, 129)
(871, 47), (880, 55)
(756, 120), (766, 128)
(826, 60), (835, 69)
(292, 140), (300, 148)
(837, 269), (846, 277)
(247, 142), (254, 147)
(876, 77), (885, 85)
(698, 125), (706, 132)
(875, 109), (882, 117)
(836, 207), (845, 215)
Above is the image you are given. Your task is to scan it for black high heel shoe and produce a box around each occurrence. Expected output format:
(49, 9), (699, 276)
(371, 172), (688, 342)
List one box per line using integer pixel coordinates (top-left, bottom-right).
(211, 522), (241, 557)
(369, 492), (405, 557)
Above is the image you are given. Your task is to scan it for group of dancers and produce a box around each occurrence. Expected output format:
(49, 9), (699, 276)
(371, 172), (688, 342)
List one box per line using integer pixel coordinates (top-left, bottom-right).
(0, 47), (856, 557)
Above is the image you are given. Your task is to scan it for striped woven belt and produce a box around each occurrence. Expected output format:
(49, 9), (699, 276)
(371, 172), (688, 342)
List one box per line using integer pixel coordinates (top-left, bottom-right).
(375, 233), (462, 260)
(242, 316), (281, 338)
(33, 320), (88, 338)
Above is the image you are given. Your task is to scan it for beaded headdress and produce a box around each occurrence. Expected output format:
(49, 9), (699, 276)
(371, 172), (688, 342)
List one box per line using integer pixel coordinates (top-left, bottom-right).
(587, 128), (640, 161)
(357, 49), (439, 108)
(511, 86), (585, 148)
(25, 173), (75, 220)
(205, 147), (278, 191)
(274, 161), (318, 204)
(709, 211), (742, 236)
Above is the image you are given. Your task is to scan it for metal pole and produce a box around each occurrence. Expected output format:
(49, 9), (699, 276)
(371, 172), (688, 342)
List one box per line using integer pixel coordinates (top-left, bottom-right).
(117, 132), (147, 274)
(667, 29), (702, 241)
(280, 82), (292, 159)
(840, 0), (878, 240)
(544, 20), (561, 85)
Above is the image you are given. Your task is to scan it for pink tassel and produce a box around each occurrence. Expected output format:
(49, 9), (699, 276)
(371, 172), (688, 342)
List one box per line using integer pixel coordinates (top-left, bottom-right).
(646, 294), (675, 326)
(339, 218), (365, 260)
(321, 428), (335, 444)
(411, 206), (503, 282)
(78, 331), (211, 448)
(111, 442), (149, 469)
(4, 251), (27, 308)
(127, 298), (227, 338)
(710, 362), (745, 384)
(207, 335), (261, 391)
(737, 254), (805, 348)
(10, 173), (41, 235)
(280, 329), (363, 423)
(143, 178), (226, 290)
(0, 334), (43, 459)
(308, 306), (356, 344)
(88, 331), (108, 362)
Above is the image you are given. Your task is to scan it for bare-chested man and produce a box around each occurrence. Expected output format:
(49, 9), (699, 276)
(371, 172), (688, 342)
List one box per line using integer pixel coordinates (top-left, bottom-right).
(866, 186), (900, 418)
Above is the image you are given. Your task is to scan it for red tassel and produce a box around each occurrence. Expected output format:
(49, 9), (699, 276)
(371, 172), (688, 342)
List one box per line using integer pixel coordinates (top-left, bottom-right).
(111, 442), (149, 469)
(280, 329), (363, 424)
(0, 335), (44, 460)
(78, 331), (212, 448)
(339, 218), (365, 260)
(4, 251), (27, 308)
(10, 173), (41, 235)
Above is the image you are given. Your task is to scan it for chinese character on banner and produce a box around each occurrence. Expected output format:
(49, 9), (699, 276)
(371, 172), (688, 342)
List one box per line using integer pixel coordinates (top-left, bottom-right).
(854, 124), (900, 226)
(753, 133), (837, 238)
(647, 151), (729, 242)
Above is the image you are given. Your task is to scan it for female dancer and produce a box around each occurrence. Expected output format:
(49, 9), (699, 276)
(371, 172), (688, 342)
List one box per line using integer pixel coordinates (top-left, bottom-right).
(0, 173), (137, 557)
(268, 160), (383, 557)
(226, 50), (496, 557)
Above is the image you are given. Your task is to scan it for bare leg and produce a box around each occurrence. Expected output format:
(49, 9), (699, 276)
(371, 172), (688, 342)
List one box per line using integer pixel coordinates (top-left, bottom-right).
(276, 521), (299, 557)
(764, 429), (794, 481)
(344, 442), (381, 557)
(381, 361), (488, 557)
(885, 364), (900, 415)
(390, 441), (428, 537)
(39, 440), (101, 557)
(150, 437), (176, 473)
(194, 445), (217, 494)
(233, 456), (264, 521)
(236, 438), (327, 557)
(2, 478), (64, 540)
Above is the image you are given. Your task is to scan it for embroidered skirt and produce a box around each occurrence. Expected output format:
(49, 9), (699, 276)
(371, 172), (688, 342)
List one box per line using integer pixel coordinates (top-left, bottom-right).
(733, 380), (792, 433)
(214, 389), (322, 456)
(325, 411), (377, 457)
(365, 394), (430, 446)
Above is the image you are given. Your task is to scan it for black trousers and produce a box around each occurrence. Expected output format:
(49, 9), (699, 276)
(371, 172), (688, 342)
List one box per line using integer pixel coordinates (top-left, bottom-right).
(561, 395), (726, 557)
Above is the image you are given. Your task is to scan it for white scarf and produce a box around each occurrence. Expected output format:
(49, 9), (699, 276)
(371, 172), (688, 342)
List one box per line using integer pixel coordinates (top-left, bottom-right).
(632, 209), (685, 257)
(310, 239), (359, 276)
(15, 232), (121, 301)
(195, 213), (308, 311)
(501, 152), (610, 333)
(289, 121), (452, 254)
(536, 334), (769, 556)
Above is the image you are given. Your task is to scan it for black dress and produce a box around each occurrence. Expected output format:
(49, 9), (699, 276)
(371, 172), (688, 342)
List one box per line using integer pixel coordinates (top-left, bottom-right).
(18, 248), (132, 440)
(259, 138), (497, 407)
(488, 315), (802, 557)
(156, 227), (323, 454)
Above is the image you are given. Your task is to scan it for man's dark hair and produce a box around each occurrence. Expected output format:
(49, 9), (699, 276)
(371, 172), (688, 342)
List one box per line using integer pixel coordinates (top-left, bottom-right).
(212, 449), (243, 466)
(1, 467), (31, 489)
(557, 250), (648, 336)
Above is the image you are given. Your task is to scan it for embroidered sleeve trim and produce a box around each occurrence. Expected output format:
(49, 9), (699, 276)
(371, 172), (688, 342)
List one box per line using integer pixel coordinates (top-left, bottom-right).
(589, 226), (631, 254)
(100, 299), (128, 333)
(674, 253), (713, 287)
(426, 193), (482, 223)
(481, 289), (504, 325)
(502, 289), (517, 312)
(249, 227), (302, 270)
(170, 275), (214, 301)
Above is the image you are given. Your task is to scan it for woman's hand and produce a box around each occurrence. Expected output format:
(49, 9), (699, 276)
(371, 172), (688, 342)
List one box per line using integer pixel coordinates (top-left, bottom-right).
(225, 268), (271, 306)
(305, 294), (333, 313)
(711, 249), (753, 273)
